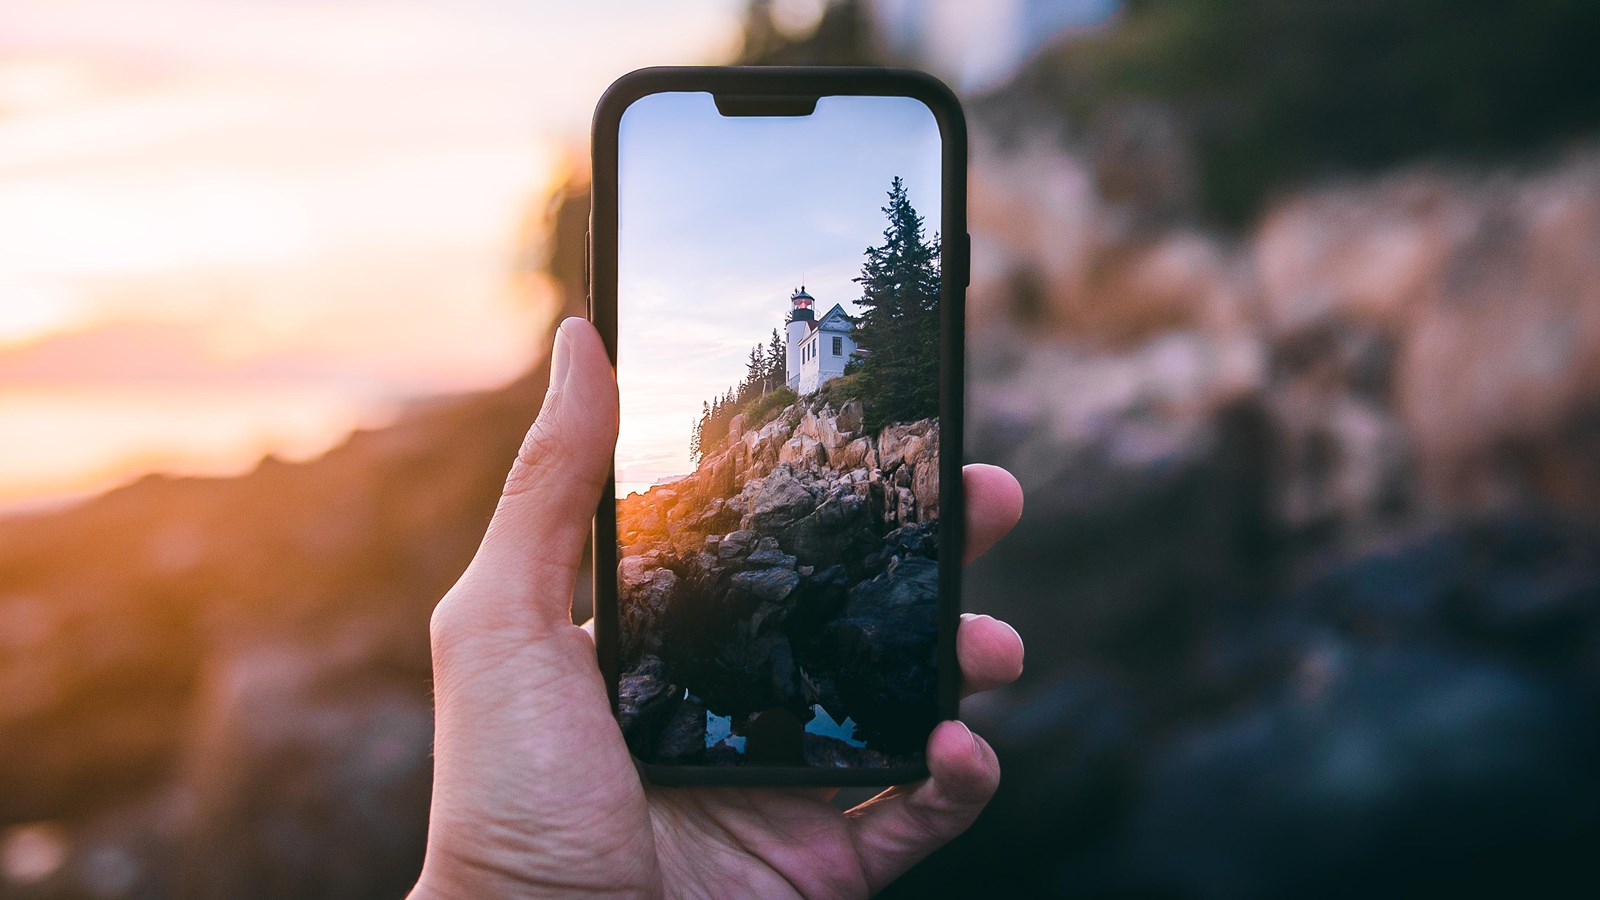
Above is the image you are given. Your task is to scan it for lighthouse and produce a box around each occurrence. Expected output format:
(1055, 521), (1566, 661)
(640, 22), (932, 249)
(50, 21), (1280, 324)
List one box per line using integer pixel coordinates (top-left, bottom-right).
(784, 286), (858, 395)
(784, 286), (814, 392)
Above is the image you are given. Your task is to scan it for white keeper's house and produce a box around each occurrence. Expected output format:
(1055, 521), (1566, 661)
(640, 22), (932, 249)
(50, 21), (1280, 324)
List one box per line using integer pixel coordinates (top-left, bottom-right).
(783, 286), (858, 395)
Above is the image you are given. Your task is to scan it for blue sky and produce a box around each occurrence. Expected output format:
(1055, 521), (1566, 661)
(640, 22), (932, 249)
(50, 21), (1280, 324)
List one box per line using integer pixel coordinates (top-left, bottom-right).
(616, 91), (942, 492)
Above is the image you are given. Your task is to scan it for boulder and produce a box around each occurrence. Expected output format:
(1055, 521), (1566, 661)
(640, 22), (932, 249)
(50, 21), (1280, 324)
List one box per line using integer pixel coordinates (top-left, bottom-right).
(837, 399), (865, 434)
(877, 423), (926, 472)
(783, 490), (872, 570)
(745, 468), (818, 531)
(779, 435), (826, 470)
(812, 409), (852, 453)
(617, 655), (675, 733)
(757, 417), (792, 446)
(794, 411), (822, 443)
(681, 497), (738, 535)
(813, 557), (941, 755)
(743, 546), (797, 570)
(911, 462), (941, 520)
(654, 696), (707, 764)
(896, 486), (917, 525)
(704, 451), (737, 497)
(726, 413), (748, 443)
(717, 529), (757, 559)
(832, 437), (877, 471)
(618, 559), (678, 657)
(730, 567), (800, 605)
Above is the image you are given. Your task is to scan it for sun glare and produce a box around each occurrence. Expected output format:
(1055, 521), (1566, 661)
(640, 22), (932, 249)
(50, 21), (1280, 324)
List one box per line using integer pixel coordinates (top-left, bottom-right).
(0, 0), (744, 511)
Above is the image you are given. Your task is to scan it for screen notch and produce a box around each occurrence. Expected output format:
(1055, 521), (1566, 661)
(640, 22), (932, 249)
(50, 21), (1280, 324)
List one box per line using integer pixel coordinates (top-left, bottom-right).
(712, 93), (819, 117)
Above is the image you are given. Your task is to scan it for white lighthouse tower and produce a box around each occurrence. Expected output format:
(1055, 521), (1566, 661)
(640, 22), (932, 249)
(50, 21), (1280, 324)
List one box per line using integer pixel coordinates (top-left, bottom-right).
(784, 286), (814, 392)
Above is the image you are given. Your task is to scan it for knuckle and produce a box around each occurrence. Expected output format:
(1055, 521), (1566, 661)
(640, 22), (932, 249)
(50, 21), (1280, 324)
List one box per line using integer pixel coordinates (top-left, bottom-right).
(428, 589), (471, 660)
(504, 420), (568, 498)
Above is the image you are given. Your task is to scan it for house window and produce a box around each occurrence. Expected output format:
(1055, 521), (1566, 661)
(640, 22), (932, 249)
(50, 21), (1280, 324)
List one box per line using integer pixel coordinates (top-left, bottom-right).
(832, 336), (842, 356)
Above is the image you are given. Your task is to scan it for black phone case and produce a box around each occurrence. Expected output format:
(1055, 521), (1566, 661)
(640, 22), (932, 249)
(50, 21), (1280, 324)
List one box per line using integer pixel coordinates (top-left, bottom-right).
(589, 65), (968, 786)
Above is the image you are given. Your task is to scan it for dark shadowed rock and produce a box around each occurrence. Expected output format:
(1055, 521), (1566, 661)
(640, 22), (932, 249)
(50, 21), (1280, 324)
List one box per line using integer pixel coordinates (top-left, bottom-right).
(784, 490), (872, 570)
(745, 467), (818, 531)
(655, 697), (707, 764)
(813, 557), (941, 754)
(717, 529), (757, 559)
(803, 733), (905, 769)
(731, 567), (800, 604)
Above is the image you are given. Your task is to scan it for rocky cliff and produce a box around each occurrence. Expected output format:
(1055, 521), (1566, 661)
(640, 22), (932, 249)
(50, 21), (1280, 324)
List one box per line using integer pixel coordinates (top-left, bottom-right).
(613, 396), (943, 767)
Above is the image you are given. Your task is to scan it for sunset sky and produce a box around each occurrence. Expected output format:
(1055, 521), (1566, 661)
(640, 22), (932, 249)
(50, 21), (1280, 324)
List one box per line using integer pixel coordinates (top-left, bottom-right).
(616, 91), (941, 493)
(0, 0), (747, 509)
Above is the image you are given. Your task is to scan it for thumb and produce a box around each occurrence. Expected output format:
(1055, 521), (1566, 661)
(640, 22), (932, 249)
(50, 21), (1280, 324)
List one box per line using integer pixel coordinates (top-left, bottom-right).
(445, 317), (618, 642)
(845, 721), (1001, 892)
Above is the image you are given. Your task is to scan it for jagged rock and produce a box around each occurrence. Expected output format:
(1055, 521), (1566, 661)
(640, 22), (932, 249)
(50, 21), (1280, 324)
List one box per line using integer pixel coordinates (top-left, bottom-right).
(832, 436), (877, 470)
(621, 557), (677, 609)
(726, 413), (748, 443)
(717, 529), (757, 559)
(616, 655), (673, 730)
(784, 490), (872, 570)
(730, 567), (800, 604)
(797, 408), (852, 453)
(912, 460), (940, 519)
(877, 420), (934, 472)
(882, 523), (938, 560)
(618, 559), (678, 657)
(837, 399), (865, 434)
(683, 497), (737, 535)
(655, 697), (707, 764)
(745, 467), (818, 531)
(779, 435), (826, 470)
(814, 556), (941, 754)
(743, 546), (796, 569)
(704, 452), (737, 497)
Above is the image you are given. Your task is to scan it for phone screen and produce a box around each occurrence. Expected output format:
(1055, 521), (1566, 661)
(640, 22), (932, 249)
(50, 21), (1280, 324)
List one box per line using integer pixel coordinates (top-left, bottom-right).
(614, 91), (945, 770)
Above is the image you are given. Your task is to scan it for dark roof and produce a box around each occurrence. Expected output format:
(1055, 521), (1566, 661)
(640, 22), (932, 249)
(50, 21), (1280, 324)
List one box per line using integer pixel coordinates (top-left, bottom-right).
(816, 303), (853, 329)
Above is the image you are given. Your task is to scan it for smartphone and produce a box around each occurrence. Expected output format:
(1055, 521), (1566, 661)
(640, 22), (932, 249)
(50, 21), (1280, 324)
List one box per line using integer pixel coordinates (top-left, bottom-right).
(590, 67), (967, 786)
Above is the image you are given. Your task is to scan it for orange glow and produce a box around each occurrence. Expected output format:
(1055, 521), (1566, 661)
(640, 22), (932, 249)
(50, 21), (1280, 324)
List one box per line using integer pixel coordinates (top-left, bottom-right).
(0, 0), (744, 511)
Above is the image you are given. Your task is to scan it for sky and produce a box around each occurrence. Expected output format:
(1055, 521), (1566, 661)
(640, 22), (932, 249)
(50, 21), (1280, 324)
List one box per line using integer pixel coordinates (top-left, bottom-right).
(616, 91), (941, 493)
(0, 0), (746, 510)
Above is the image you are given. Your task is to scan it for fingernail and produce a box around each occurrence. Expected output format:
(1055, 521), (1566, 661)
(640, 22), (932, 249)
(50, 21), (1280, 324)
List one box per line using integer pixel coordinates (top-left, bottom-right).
(550, 319), (573, 391)
(957, 720), (980, 757)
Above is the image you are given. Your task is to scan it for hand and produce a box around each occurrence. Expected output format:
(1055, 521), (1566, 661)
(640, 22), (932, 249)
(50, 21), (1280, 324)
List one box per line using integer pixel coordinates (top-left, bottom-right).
(412, 318), (1026, 898)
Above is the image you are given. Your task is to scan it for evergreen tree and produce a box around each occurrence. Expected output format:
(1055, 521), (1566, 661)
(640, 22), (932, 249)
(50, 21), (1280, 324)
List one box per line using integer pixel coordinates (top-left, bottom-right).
(851, 176), (940, 428)
(691, 401), (710, 463)
(744, 344), (766, 398)
(767, 328), (786, 390)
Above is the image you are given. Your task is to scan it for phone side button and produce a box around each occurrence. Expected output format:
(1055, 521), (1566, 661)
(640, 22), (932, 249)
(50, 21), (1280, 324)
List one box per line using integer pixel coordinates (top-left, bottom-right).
(584, 229), (592, 317)
(961, 231), (972, 287)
